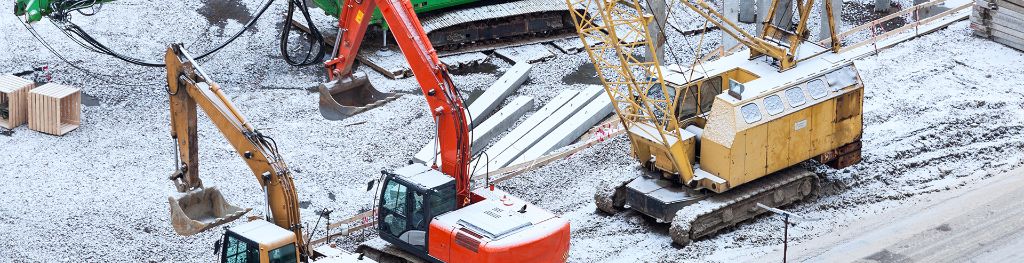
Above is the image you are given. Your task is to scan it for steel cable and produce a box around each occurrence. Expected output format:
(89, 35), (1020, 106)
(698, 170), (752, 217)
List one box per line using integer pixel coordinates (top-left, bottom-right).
(43, 0), (277, 67)
(279, 0), (329, 66)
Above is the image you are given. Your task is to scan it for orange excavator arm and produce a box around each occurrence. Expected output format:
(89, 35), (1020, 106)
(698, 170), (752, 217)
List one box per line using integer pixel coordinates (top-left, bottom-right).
(165, 44), (305, 251)
(321, 3), (571, 262)
(324, 0), (376, 79)
(329, 0), (473, 207)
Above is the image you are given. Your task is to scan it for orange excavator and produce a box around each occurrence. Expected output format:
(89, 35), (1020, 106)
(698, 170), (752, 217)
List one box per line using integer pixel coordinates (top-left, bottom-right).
(326, 1), (571, 262)
(164, 0), (568, 261)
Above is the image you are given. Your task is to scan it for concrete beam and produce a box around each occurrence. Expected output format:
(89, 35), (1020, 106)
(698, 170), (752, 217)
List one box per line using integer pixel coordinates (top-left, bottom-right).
(915, 0), (948, 19)
(754, 0), (794, 33)
(724, 0), (742, 49)
(757, 0), (770, 33)
(467, 62), (532, 128)
(645, 0), (667, 63)
(415, 96), (534, 164)
(511, 92), (613, 165)
(471, 90), (580, 175)
(469, 96), (534, 154)
(875, 0), (891, 12)
(412, 62), (532, 164)
(738, 0), (757, 23)
(494, 45), (556, 64)
(820, 0), (844, 41)
(483, 86), (604, 170)
(771, 0), (795, 30)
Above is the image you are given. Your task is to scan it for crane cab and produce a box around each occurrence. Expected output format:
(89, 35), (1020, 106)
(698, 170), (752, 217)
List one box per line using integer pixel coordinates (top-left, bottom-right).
(219, 220), (300, 263)
(659, 44), (864, 192)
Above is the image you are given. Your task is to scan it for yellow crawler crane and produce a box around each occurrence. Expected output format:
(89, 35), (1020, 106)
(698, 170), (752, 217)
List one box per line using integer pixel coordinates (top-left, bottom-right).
(566, 0), (863, 245)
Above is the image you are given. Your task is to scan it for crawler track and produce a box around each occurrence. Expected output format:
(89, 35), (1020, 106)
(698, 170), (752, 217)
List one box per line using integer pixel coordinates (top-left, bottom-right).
(356, 238), (425, 263)
(594, 167), (820, 246)
(417, 0), (581, 51)
(669, 168), (819, 245)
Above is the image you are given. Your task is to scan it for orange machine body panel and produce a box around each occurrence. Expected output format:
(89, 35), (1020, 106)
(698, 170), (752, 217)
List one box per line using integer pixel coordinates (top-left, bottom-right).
(427, 188), (571, 263)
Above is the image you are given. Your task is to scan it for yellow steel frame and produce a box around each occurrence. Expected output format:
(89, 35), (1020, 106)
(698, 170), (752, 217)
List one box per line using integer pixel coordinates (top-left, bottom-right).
(757, 0), (842, 67)
(567, 0), (695, 182)
(678, 0), (841, 71)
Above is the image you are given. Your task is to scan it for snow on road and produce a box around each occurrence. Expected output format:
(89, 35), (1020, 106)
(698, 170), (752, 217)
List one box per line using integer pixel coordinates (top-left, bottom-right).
(781, 166), (1024, 262)
(1, 0), (1022, 262)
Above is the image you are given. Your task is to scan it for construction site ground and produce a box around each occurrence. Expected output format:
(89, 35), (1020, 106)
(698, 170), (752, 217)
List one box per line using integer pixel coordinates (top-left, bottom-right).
(1, 0), (1023, 262)
(778, 166), (1024, 262)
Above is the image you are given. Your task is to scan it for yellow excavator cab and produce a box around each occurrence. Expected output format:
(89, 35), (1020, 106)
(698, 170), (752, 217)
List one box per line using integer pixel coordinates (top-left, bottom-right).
(219, 220), (300, 263)
(169, 187), (250, 236)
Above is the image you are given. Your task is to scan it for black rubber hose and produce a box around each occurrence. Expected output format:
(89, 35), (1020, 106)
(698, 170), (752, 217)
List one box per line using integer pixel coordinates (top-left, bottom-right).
(279, 0), (328, 66)
(49, 0), (277, 67)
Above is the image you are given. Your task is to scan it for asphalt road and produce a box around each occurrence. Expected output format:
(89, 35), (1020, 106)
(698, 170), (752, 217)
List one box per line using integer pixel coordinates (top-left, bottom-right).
(772, 166), (1024, 262)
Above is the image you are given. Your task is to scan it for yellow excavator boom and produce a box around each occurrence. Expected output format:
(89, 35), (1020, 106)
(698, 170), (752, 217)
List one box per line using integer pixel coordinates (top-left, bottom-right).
(163, 44), (304, 252)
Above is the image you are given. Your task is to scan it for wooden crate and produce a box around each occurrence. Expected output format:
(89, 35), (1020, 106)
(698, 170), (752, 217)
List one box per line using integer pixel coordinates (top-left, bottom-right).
(28, 83), (80, 135)
(0, 75), (36, 129)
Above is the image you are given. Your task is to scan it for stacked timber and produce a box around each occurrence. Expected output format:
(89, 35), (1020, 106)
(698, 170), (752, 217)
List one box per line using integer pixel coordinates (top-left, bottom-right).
(28, 83), (80, 136)
(972, 0), (1024, 50)
(0, 75), (35, 129)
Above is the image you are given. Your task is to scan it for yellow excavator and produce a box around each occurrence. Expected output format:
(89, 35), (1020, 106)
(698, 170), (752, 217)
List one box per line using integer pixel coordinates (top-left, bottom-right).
(163, 43), (372, 262)
(568, 0), (862, 245)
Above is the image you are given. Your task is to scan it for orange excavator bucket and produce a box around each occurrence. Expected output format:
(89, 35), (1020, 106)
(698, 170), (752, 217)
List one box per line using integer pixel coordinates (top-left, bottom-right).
(319, 72), (400, 118)
(168, 187), (250, 236)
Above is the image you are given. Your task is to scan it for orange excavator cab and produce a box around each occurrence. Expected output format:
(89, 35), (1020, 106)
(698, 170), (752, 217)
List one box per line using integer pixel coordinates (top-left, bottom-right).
(326, 0), (571, 262)
(366, 164), (571, 262)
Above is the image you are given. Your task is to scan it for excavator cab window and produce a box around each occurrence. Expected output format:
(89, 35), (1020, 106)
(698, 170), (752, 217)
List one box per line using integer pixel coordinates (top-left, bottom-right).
(411, 191), (427, 230)
(429, 184), (456, 218)
(268, 244), (297, 263)
(381, 180), (410, 237)
(378, 172), (457, 257)
(221, 232), (259, 263)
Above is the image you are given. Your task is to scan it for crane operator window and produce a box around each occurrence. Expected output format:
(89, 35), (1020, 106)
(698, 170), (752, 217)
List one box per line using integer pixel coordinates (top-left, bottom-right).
(699, 77), (723, 114)
(646, 83), (676, 120)
(675, 85), (698, 120)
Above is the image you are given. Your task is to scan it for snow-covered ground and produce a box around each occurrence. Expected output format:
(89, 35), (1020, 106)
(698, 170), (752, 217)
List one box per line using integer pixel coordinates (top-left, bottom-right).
(1, 0), (1022, 262)
(508, 20), (1024, 262)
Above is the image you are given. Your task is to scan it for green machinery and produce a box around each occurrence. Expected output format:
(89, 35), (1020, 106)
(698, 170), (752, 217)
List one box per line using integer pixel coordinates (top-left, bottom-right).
(15, 0), (113, 23)
(14, 0), (578, 50)
(312, 0), (478, 21)
(13, 0), (579, 117)
(14, 0), (475, 23)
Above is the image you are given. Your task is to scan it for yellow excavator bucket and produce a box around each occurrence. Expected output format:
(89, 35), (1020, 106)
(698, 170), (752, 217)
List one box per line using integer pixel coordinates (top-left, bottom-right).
(169, 187), (251, 236)
(318, 72), (399, 118)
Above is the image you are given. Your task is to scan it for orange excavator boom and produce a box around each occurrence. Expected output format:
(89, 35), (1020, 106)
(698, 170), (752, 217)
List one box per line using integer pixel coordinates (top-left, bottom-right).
(331, 0), (474, 207)
(326, 1), (571, 262)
